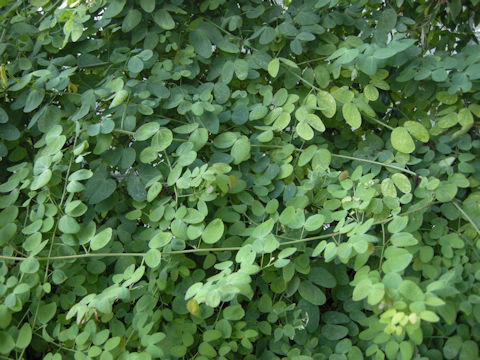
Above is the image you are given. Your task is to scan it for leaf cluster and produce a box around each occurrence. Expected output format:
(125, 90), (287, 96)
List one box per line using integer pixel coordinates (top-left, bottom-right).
(1, 0), (480, 359)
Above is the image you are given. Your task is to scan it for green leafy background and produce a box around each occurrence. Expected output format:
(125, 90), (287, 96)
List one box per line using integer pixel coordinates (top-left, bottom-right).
(1, 0), (480, 359)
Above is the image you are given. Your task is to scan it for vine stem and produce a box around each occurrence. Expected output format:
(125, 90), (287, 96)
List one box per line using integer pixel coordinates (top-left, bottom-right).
(252, 143), (421, 178)
(286, 68), (395, 131)
(0, 202), (435, 262)
(23, 132), (78, 360)
(330, 153), (421, 178)
(451, 201), (480, 238)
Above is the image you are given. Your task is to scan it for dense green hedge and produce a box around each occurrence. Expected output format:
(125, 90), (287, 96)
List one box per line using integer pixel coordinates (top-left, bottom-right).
(1, 0), (480, 359)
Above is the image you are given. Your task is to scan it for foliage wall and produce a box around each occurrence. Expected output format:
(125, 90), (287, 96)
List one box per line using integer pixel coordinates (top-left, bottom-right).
(1, 0), (480, 359)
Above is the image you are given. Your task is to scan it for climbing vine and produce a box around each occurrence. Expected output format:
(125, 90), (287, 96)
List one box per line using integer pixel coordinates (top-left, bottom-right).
(1, 0), (480, 359)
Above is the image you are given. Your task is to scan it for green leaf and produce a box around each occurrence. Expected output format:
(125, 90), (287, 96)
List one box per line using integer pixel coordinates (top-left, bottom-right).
(444, 336), (463, 359)
(145, 248), (161, 268)
(110, 89), (128, 108)
(30, 169), (52, 191)
(398, 280), (424, 301)
(297, 121), (313, 140)
(364, 84), (379, 101)
(202, 219), (224, 244)
(84, 172), (116, 204)
(24, 89), (44, 113)
(16, 323), (32, 349)
(231, 136), (250, 164)
(252, 218), (274, 238)
(151, 128), (173, 151)
(223, 305), (244, 320)
(390, 232), (418, 247)
(420, 310), (440, 322)
(268, 58), (280, 77)
(459, 341), (479, 360)
(149, 231), (172, 248)
(381, 178), (397, 198)
(342, 102), (361, 129)
(305, 114), (325, 132)
(0, 331), (15, 355)
(127, 174), (147, 202)
(127, 56), (144, 73)
(234, 59), (249, 80)
(298, 281), (326, 305)
(140, 0), (155, 12)
(90, 228), (113, 251)
(357, 55), (377, 75)
(20, 257), (39, 274)
(387, 216), (408, 233)
(435, 183), (457, 202)
(304, 214), (325, 231)
(321, 324), (348, 341)
(392, 173), (411, 193)
(190, 29), (212, 58)
(382, 248), (412, 273)
(0, 107), (8, 124)
(154, 9), (175, 30)
(317, 91), (336, 118)
(58, 215), (81, 234)
(135, 122), (160, 141)
(391, 127), (415, 153)
(103, 0), (126, 18)
(122, 9), (141, 32)
(400, 342), (413, 360)
(147, 182), (163, 202)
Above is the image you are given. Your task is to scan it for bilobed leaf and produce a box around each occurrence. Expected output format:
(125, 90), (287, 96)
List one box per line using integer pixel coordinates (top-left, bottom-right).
(122, 9), (141, 32)
(231, 136), (250, 164)
(30, 169), (52, 190)
(16, 323), (32, 349)
(391, 127), (415, 153)
(202, 219), (224, 244)
(58, 215), (81, 234)
(252, 218), (274, 238)
(24, 89), (44, 113)
(145, 249), (161, 268)
(305, 214), (325, 231)
(190, 29), (212, 58)
(297, 121), (313, 140)
(364, 84), (379, 101)
(392, 173), (411, 193)
(20, 257), (39, 274)
(382, 248), (412, 273)
(358, 55), (377, 75)
(135, 122), (159, 141)
(398, 279), (424, 301)
(0, 331), (15, 355)
(223, 305), (244, 320)
(90, 228), (113, 250)
(342, 102), (361, 129)
(298, 281), (326, 305)
(110, 89), (128, 108)
(84, 173), (116, 204)
(435, 183), (457, 202)
(268, 58), (280, 77)
(387, 216), (408, 233)
(234, 59), (249, 80)
(404, 121), (429, 142)
(151, 128), (173, 151)
(154, 9), (175, 30)
(140, 0), (155, 12)
(317, 91), (336, 118)
(305, 114), (325, 132)
(147, 182), (162, 202)
(127, 56), (143, 73)
(321, 324), (348, 341)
